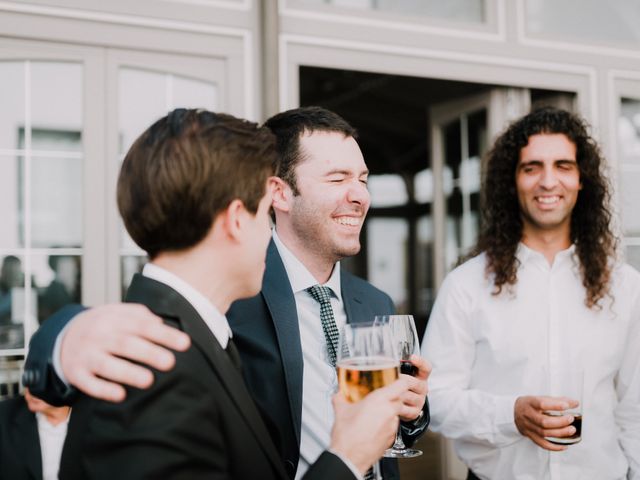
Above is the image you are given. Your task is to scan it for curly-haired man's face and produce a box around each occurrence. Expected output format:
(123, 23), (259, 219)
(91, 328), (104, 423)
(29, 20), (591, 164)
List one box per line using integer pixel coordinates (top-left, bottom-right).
(516, 133), (581, 242)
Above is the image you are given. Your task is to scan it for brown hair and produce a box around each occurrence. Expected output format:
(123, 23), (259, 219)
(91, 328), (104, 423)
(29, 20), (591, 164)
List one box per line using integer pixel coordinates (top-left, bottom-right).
(264, 106), (356, 195)
(117, 108), (276, 259)
(472, 107), (616, 308)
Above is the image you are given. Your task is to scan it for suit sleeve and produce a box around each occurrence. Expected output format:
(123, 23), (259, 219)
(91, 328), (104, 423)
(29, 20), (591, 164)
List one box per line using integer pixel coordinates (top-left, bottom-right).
(22, 304), (86, 406)
(302, 451), (357, 480)
(65, 348), (233, 480)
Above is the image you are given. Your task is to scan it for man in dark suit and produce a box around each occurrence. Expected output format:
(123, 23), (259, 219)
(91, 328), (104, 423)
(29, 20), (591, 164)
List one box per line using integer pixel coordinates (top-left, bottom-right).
(44, 108), (405, 479)
(0, 389), (70, 480)
(24, 107), (430, 479)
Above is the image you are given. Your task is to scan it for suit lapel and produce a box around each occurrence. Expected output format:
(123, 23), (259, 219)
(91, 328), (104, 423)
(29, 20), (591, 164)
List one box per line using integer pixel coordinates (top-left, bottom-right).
(126, 275), (287, 478)
(341, 272), (370, 324)
(260, 241), (304, 446)
(13, 401), (42, 480)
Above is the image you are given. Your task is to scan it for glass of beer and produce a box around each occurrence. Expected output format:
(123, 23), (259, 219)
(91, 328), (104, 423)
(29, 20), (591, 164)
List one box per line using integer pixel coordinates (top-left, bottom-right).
(544, 368), (583, 445)
(337, 321), (399, 480)
(375, 315), (423, 458)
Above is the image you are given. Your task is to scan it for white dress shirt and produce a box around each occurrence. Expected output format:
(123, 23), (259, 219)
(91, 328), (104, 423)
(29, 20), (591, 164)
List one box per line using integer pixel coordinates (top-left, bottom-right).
(422, 244), (640, 480)
(36, 411), (70, 480)
(272, 231), (351, 480)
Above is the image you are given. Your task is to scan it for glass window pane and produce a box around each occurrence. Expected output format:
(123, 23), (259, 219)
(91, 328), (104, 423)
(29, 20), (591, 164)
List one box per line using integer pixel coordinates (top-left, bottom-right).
(618, 98), (640, 236)
(525, 0), (640, 48)
(0, 61), (25, 151)
(295, 0), (485, 23)
(0, 254), (26, 350)
(369, 174), (407, 207)
(172, 76), (218, 111)
(32, 254), (81, 325)
(367, 218), (408, 311)
(414, 169), (434, 204)
(417, 216), (434, 316)
(121, 256), (147, 300)
(0, 357), (23, 399)
(626, 245), (640, 272)
(118, 68), (169, 155)
(619, 169), (640, 236)
(31, 157), (83, 248)
(0, 156), (23, 249)
(31, 62), (83, 152)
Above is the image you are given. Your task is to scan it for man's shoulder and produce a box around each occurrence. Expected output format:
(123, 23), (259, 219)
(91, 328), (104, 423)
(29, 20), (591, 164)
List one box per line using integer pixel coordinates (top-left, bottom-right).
(447, 253), (487, 280)
(341, 269), (392, 302)
(0, 396), (28, 420)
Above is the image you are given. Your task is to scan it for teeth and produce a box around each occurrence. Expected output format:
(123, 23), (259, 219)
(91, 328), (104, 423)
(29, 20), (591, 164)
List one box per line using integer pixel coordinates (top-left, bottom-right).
(537, 196), (559, 204)
(335, 217), (360, 226)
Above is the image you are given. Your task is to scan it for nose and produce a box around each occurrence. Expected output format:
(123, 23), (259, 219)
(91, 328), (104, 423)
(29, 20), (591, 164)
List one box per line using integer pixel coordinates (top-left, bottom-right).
(539, 165), (559, 189)
(346, 179), (370, 207)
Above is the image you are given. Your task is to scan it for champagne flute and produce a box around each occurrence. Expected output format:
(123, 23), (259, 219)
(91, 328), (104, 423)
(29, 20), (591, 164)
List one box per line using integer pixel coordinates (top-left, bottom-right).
(374, 315), (423, 458)
(337, 322), (399, 480)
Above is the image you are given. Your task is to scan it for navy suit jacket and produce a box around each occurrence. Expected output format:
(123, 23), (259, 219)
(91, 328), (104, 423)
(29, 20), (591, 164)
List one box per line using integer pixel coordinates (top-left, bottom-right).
(0, 396), (43, 480)
(227, 240), (429, 479)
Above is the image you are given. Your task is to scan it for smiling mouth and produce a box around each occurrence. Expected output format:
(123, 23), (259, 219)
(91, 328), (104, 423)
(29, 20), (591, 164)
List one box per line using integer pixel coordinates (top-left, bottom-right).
(535, 195), (560, 205)
(334, 216), (362, 227)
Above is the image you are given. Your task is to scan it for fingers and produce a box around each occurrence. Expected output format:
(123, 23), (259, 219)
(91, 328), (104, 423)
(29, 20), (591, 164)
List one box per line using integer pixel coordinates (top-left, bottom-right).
(406, 355), (432, 380)
(106, 331), (178, 372)
(70, 368), (127, 403)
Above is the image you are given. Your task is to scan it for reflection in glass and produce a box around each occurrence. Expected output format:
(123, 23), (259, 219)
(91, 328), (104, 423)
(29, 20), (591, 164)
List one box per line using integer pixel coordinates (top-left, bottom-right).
(296, 0), (485, 23)
(443, 109), (486, 268)
(618, 98), (640, 237)
(368, 174), (408, 207)
(0, 156), (23, 249)
(0, 61), (25, 151)
(626, 245), (640, 272)
(0, 255), (26, 350)
(31, 62), (83, 150)
(416, 216), (434, 316)
(32, 254), (81, 325)
(367, 218), (408, 312)
(119, 68), (169, 155)
(31, 157), (82, 248)
(526, 0), (640, 48)
(172, 76), (218, 111)
(121, 256), (148, 300)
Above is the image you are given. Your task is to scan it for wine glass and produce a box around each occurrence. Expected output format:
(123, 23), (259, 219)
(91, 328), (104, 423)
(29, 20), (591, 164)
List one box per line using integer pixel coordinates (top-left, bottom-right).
(374, 315), (423, 458)
(337, 322), (399, 480)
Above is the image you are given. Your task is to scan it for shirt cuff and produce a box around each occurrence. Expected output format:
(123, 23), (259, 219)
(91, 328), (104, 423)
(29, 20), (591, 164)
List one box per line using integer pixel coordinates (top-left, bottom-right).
(52, 320), (74, 387)
(328, 449), (364, 480)
(495, 394), (521, 439)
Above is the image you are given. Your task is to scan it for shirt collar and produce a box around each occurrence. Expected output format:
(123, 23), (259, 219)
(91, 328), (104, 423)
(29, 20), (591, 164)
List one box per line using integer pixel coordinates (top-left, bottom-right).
(272, 229), (342, 300)
(142, 263), (232, 348)
(516, 242), (577, 267)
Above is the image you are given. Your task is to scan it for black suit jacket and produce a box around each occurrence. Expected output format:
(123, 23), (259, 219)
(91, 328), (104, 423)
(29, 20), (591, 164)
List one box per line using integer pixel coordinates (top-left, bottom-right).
(59, 274), (355, 480)
(227, 241), (430, 479)
(0, 396), (43, 480)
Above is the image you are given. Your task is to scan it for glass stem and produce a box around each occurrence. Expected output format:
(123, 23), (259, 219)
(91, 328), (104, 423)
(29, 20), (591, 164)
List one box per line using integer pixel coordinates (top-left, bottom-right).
(392, 427), (406, 450)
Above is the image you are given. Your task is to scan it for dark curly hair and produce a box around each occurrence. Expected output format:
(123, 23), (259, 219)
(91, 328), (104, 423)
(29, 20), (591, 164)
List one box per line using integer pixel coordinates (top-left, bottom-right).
(473, 107), (616, 309)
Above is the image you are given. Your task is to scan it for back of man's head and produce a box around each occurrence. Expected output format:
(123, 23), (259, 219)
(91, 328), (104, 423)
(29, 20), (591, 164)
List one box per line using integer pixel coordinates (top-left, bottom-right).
(117, 108), (276, 259)
(264, 106), (356, 193)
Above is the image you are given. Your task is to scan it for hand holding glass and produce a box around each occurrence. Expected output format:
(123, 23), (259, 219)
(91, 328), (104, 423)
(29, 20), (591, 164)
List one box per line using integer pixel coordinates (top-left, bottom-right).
(374, 315), (423, 458)
(337, 322), (398, 480)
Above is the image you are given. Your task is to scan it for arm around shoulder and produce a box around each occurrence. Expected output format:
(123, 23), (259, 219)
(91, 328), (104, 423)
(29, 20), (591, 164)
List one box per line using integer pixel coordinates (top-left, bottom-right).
(23, 304), (86, 405)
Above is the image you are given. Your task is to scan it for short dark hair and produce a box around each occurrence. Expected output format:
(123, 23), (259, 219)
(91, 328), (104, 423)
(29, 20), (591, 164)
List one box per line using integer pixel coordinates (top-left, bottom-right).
(263, 106), (356, 194)
(474, 106), (615, 308)
(117, 108), (276, 259)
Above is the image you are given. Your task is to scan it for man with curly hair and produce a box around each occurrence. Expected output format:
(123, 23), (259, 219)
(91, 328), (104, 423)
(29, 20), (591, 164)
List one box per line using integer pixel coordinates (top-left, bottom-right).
(422, 107), (640, 479)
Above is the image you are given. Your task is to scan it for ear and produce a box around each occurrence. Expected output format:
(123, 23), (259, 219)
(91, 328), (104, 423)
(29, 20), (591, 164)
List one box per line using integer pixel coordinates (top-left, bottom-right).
(221, 199), (247, 243)
(271, 176), (293, 215)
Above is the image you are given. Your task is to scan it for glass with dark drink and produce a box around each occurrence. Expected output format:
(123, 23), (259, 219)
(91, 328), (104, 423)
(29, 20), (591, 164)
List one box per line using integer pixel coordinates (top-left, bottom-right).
(337, 322), (399, 480)
(544, 368), (584, 445)
(374, 315), (423, 458)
